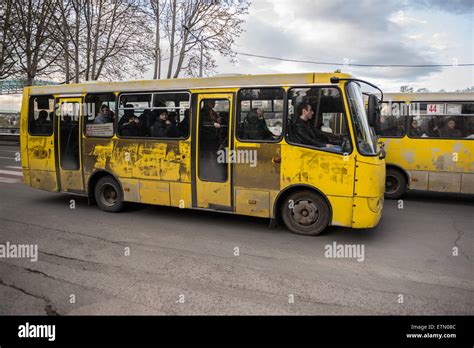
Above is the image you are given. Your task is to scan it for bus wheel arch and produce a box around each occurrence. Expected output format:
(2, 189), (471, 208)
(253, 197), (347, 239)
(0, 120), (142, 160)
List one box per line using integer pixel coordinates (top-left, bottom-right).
(88, 170), (124, 212)
(385, 165), (408, 199)
(274, 185), (332, 236)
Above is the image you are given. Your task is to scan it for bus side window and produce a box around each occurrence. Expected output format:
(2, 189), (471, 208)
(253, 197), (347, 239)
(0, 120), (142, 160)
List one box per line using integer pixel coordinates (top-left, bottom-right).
(28, 95), (54, 136)
(378, 102), (406, 137)
(117, 93), (152, 138)
(84, 93), (115, 137)
(116, 92), (190, 139)
(153, 92), (190, 139)
(287, 87), (350, 153)
(237, 88), (284, 141)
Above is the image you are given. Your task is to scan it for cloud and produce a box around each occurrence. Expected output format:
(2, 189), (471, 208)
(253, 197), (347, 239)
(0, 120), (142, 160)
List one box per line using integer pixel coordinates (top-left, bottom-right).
(412, 0), (474, 14)
(389, 10), (427, 27)
(218, 0), (451, 82)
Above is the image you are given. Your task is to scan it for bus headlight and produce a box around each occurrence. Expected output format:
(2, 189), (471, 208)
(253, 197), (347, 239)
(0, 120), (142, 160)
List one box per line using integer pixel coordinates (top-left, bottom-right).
(367, 197), (383, 213)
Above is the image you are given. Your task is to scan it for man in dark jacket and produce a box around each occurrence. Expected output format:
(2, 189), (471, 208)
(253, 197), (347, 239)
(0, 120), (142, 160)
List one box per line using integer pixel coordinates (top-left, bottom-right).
(241, 108), (275, 140)
(291, 102), (334, 148)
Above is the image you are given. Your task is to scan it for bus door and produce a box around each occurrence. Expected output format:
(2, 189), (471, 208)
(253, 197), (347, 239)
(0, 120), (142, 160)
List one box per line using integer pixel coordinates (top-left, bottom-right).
(56, 97), (84, 193)
(195, 93), (233, 210)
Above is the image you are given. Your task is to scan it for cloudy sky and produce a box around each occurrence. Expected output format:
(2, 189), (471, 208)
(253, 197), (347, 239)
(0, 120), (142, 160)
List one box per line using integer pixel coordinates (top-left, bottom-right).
(1, 0), (473, 111)
(210, 0), (473, 92)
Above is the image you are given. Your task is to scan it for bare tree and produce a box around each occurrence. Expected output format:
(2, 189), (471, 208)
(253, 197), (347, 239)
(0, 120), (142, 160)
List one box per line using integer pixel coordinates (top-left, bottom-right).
(157, 0), (249, 79)
(80, 0), (152, 81)
(165, 0), (177, 79)
(50, 0), (84, 83)
(49, 0), (153, 83)
(7, 0), (61, 85)
(149, 0), (164, 79)
(0, 0), (17, 79)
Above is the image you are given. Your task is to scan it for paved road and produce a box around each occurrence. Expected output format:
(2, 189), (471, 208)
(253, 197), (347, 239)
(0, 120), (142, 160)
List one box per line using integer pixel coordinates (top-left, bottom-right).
(0, 144), (472, 315)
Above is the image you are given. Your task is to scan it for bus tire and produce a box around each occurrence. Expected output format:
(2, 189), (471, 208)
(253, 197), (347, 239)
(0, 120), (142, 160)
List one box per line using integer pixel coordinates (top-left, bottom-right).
(94, 176), (124, 213)
(281, 190), (330, 236)
(385, 168), (407, 199)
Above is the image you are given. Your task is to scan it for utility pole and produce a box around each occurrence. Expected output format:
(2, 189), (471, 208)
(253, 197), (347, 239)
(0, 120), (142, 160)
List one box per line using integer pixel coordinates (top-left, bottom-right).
(183, 25), (206, 77)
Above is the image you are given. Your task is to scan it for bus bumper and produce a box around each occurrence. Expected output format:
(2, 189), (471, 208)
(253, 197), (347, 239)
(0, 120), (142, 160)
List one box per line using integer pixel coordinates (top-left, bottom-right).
(351, 196), (384, 228)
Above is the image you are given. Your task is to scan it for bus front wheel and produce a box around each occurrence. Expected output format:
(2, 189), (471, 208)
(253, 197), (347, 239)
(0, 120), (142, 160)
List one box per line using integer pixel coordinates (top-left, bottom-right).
(95, 176), (124, 213)
(385, 168), (407, 199)
(281, 190), (330, 236)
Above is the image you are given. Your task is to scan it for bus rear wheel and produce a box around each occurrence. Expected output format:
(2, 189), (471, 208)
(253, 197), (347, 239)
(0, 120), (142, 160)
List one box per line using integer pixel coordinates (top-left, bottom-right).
(281, 190), (330, 236)
(385, 168), (407, 199)
(95, 176), (124, 213)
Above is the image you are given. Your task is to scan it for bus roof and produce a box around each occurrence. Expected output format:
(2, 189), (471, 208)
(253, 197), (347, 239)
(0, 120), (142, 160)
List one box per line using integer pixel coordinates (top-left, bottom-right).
(384, 92), (474, 102)
(25, 72), (353, 95)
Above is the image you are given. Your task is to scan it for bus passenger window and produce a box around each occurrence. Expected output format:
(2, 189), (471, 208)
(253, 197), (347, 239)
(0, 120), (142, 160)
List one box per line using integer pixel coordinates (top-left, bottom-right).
(237, 88), (284, 141)
(199, 99), (229, 182)
(287, 87), (351, 153)
(59, 101), (80, 170)
(28, 95), (54, 136)
(448, 102), (474, 138)
(118, 94), (152, 137)
(408, 102), (474, 139)
(152, 92), (190, 138)
(378, 102), (406, 137)
(84, 93), (115, 137)
(117, 92), (190, 138)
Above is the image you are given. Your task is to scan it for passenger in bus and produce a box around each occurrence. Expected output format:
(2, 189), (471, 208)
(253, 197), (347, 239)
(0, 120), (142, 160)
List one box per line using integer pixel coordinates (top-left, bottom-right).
(255, 108), (276, 139)
(201, 100), (222, 129)
(178, 109), (190, 137)
(440, 118), (462, 138)
(139, 109), (155, 136)
(120, 115), (147, 137)
(241, 108), (275, 140)
(152, 110), (179, 137)
(168, 112), (178, 127)
(32, 110), (52, 133)
(94, 104), (114, 124)
(408, 119), (424, 137)
(118, 105), (146, 137)
(292, 102), (336, 149)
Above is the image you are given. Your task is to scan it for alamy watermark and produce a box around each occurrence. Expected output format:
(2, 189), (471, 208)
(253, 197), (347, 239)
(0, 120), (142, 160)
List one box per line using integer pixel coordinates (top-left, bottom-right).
(324, 241), (365, 262)
(0, 241), (38, 262)
(217, 147), (257, 167)
(18, 322), (55, 341)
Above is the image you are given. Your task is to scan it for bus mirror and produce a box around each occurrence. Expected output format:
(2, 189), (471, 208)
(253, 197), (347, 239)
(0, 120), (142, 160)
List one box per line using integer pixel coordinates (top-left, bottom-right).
(367, 94), (381, 128)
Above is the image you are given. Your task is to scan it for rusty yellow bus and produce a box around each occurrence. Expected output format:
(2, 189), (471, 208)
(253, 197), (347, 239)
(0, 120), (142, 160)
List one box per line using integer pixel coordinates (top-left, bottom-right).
(20, 72), (385, 235)
(377, 92), (474, 198)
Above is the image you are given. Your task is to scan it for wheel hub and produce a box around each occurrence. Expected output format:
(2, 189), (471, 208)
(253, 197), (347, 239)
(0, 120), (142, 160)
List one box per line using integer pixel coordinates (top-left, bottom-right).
(102, 185), (118, 206)
(386, 176), (398, 193)
(292, 200), (318, 226)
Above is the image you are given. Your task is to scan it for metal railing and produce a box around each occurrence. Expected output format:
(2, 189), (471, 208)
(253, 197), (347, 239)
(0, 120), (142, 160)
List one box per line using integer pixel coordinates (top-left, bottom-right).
(0, 127), (20, 136)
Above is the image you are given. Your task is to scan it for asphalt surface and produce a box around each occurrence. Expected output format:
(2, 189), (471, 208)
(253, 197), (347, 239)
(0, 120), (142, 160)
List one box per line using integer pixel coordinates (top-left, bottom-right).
(0, 144), (472, 315)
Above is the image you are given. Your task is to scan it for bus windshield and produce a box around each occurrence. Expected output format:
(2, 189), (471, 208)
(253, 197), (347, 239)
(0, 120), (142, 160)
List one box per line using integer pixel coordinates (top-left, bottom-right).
(347, 82), (377, 155)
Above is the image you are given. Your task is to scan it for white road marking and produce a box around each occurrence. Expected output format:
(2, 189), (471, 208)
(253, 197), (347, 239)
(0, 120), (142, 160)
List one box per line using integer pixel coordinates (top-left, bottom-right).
(0, 177), (20, 183)
(0, 170), (23, 176)
(6, 166), (22, 169)
(0, 156), (15, 160)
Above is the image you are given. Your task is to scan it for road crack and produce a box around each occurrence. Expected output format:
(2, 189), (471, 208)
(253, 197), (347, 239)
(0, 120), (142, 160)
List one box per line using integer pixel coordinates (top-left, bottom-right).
(0, 277), (59, 315)
(452, 219), (470, 261)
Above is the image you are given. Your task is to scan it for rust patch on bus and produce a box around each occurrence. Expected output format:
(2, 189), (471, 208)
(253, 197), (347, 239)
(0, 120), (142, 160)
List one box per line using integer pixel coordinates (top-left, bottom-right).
(402, 149), (415, 164)
(233, 143), (281, 190)
(82, 138), (192, 186)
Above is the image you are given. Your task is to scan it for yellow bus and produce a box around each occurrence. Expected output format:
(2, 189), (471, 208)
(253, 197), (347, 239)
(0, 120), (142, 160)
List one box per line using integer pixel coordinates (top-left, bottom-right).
(377, 92), (474, 198)
(20, 72), (385, 235)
